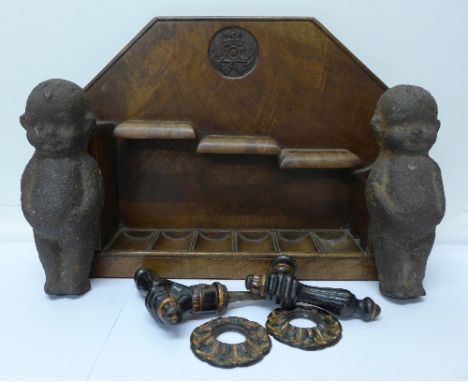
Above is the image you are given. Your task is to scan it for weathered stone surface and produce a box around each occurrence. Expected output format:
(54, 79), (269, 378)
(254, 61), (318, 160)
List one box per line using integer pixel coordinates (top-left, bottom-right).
(366, 85), (445, 298)
(20, 79), (104, 295)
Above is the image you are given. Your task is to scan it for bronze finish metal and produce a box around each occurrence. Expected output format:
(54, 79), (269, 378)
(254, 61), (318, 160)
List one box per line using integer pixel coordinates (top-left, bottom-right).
(246, 255), (381, 321)
(266, 306), (342, 350)
(190, 316), (271, 368)
(135, 267), (261, 324)
(134, 255), (381, 324)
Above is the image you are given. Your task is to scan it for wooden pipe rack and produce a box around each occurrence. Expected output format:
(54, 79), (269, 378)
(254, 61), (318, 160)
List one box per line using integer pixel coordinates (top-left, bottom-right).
(86, 18), (387, 280)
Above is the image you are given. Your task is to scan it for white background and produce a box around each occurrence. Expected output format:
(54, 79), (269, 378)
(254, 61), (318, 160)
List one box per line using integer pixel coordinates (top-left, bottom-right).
(0, 0), (467, 380)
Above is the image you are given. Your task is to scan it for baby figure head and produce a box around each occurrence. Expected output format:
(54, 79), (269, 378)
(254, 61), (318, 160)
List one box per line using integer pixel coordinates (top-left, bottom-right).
(371, 85), (440, 154)
(20, 79), (94, 156)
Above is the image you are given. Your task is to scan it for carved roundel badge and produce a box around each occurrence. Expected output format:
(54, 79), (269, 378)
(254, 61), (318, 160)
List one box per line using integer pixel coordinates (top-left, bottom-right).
(209, 27), (258, 78)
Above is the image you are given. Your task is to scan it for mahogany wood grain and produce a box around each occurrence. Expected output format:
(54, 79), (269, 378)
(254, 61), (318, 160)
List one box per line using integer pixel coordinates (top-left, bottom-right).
(113, 121), (196, 140)
(86, 18), (387, 279)
(197, 135), (280, 155)
(279, 149), (363, 169)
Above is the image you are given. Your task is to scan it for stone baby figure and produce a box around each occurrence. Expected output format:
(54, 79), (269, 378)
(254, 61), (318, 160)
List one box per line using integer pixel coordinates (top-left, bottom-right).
(21, 79), (104, 295)
(366, 85), (445, 298)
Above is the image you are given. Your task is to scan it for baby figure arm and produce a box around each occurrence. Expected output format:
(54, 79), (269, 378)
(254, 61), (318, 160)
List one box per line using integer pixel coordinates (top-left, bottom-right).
(366, 162), (402, 219)
(432, 161), (445, 222)
(77, 156), (105, 217)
